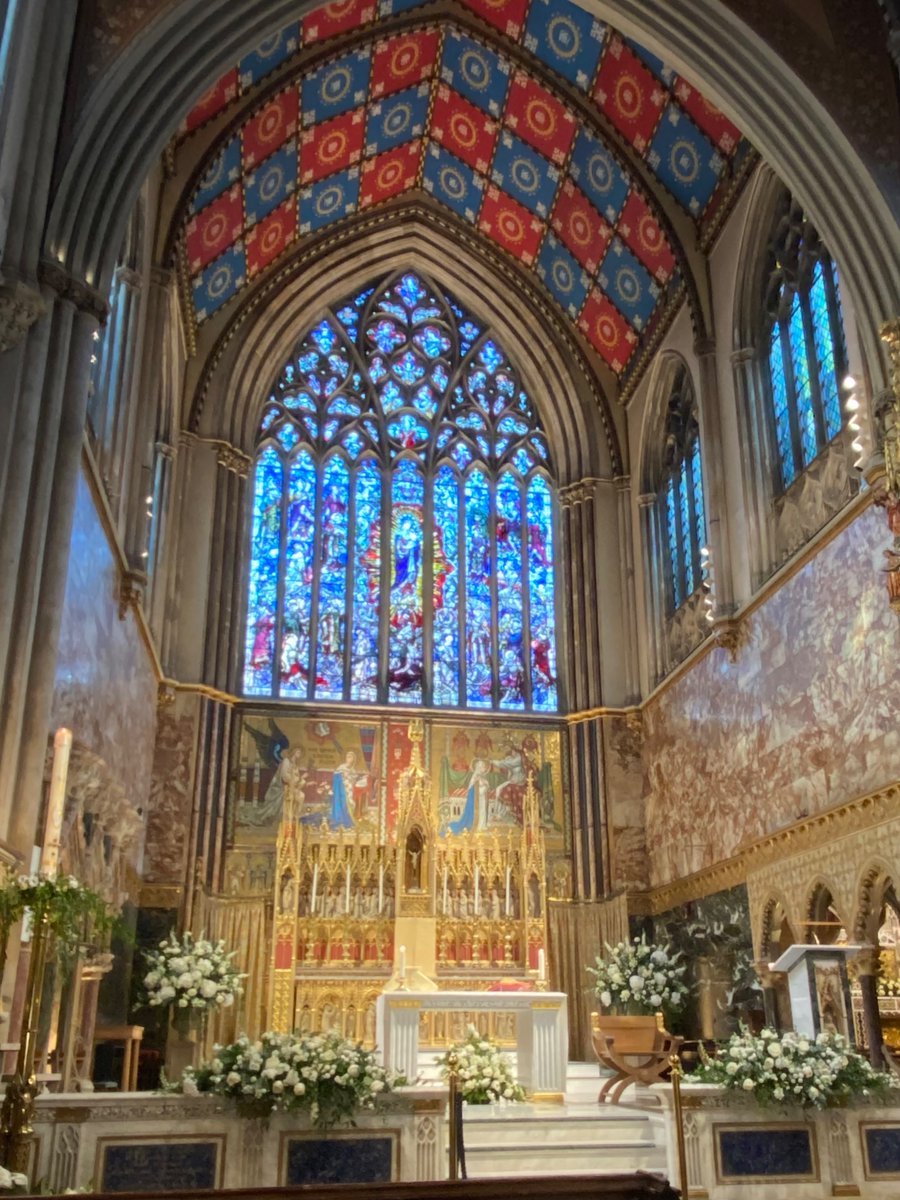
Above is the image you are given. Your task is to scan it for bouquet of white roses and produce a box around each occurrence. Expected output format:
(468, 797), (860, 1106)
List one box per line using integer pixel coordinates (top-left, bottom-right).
(588, 934), (688, 1014)
(183, 1029), (400, 1126)
(696, 1026), (894, 1109)
(436, 1025), (525, 1104)
(144, 930), (244, 1015)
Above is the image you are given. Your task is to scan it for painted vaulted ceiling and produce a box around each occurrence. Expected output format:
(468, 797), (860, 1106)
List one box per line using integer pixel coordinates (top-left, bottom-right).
(173, 0), (753, 380)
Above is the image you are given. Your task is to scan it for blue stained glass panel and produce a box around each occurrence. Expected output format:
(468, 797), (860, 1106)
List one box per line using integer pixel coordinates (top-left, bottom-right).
(281, 451), (317, 696)
(388, 459), (424, 702)
(433, 466), (460, 706)
(789, 292), (817, 467)
(496, 472), (525, 710)
(810, 262), (841, 441)
(678, 461), (694, 596)
(464, 470), (493, 708)
(244, 269), (558, 711)
(350, 459), (381, 702)
(769, 327), (796, 487)
(527, 475), (557, 711)
(666, 477), (681, 609)
(315, 456), (350, 700)
(244, 447), (282, 695)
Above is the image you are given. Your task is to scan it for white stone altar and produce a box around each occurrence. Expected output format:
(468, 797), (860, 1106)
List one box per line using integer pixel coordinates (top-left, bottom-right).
(376, 989), (569, 1101)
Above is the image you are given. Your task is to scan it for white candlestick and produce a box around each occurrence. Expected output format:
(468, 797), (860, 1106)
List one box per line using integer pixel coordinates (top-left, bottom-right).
(442, 866), (448, 915)
(398, 944), (407, 980)
(311, 863), (319, 914)
(538, 948), (546, 982)
(345, 862), (351, 912)
(505, 867), (511, 917)
(378, 863), (384, 914)
(474, 865), (480, 915)
(41, 728), (72, 878)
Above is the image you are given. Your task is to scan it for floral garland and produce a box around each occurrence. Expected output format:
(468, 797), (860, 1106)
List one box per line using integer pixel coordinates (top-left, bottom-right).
(0, 871), (114, 963)
(695, 1027), (895, 1109)
(588, 934), (688, 1014)
(183, 1030), (400, 1126)
(436, 1025), (525, 1104)
(143, 931), (244, 1015)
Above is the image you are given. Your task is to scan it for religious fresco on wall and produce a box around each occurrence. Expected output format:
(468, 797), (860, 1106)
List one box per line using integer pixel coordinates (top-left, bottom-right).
(231, 711), (565, 850)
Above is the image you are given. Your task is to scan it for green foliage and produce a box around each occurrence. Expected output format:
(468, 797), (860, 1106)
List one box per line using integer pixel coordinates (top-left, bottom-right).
(0, 871), (116, 966)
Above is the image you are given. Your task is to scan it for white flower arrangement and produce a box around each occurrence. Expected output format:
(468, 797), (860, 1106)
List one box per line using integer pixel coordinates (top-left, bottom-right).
(696, 1026), (895, 1109)
(143, 930), (244, 1015)
(588, 934), (688, 1014)
(436, 1025), (526, 1105)
(0, 1166), (28, 1192)
(182, 1030), (401, 1127)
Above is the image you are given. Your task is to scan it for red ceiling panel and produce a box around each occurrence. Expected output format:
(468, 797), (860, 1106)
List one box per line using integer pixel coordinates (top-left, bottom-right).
(245, 199), (298, 277)
(578, 288), (638, 371)
(370, 29), (440, 98)
(360, 140), (423, 207)
(185, 184), (245, 273)
(504, 72), (576, 165)
(617, 189), (676, 282)
(479, 186), (544, 265)
(300, 108), (366, 183)
(242, 88), (300, 170)
(550, 179), (611, 274)
(593, 37), (665, 154)
(431, 84), (499, 174)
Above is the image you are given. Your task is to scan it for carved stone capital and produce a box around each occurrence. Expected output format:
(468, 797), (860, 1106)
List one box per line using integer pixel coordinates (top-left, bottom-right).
(118, 569), (146, 620)
(730, 345), (756, 367)
(155, 440), (177, 461)
(114, 265), (142, 291)
(693, 336), (717, 359)
(157, 682), (177, 709)
(38, 261), (108, 322)
(0, 280), (48, 352)
(151, 265), (173, 289)
(216, 442), (251, 477)
(712, 616), (746, 663)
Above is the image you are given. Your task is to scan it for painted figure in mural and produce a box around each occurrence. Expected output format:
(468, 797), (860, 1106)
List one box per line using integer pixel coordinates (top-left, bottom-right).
(492, 741), (529, 815)
(328, 750), (368, 829)
(446, 758), (492, 835)
(393, 513), (422, 592)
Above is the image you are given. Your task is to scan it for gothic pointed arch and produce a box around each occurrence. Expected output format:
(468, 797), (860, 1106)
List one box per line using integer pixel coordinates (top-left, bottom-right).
(243, 265), (560, 712)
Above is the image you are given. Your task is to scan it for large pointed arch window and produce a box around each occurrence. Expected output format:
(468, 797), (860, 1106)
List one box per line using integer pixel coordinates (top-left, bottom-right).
(763, 198), (847, 491)
(243, 271), (558, 712)
(660, 365), (706, 614)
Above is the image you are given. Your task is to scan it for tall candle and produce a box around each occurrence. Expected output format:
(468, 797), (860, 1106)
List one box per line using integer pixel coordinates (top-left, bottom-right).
(398, 944), (407, 980)
(538, 948), (546, 982)
(474, 865), (480, 915)
(41, 728), (72, 878)
(504, 866), (511, 917)
(378, 864), (384, 914)
(345, 862), (351, 912)
(442, 866), (448, 915)
(311, 863), (319, 914)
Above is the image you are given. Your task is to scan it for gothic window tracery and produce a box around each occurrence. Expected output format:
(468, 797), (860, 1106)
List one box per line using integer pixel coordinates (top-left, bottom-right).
(244, 270), (558, 712)
(660, 365), (706, 615)
(763, 197), (847, 492)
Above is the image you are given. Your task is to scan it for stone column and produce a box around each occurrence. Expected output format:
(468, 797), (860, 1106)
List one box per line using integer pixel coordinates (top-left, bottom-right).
(854, 945), (885, 1068)
(203, 444), (250, 692)
(637, 491), (664, 687)
(0, 270), (105, 860)
(694, 337), (735, 618)
(731, 344), (776, 591)
(753, 960), (781, 1031)
(615, 475), (640, 704)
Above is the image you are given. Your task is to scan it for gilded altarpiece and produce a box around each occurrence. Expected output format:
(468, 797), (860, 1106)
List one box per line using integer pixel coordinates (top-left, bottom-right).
(222, 710), (569, 1043)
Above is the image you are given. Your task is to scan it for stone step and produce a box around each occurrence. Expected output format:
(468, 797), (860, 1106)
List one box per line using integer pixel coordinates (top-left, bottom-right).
(459, 1142), (665, 1178)
(460, 1114), (655, 1148)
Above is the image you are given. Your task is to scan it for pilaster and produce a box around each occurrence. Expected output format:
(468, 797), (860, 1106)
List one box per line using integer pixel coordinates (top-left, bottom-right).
(694, 337), (735, 617)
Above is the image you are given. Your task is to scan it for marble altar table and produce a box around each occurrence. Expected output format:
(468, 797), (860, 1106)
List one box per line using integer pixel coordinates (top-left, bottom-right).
(376, 990), (569, 1101)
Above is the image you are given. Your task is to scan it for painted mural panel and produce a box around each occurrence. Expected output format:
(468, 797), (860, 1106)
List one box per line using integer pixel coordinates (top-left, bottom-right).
(232, 712), (565, 849)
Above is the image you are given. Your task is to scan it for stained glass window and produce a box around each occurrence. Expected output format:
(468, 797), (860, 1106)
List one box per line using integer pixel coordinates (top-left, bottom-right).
(764, 197), (847, 492)
(659, 365), (705, 615)
(243, 270), (558, 711)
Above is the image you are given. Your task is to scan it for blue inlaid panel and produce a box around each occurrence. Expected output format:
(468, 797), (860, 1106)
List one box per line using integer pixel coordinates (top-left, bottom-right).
(717, 1126), (815, 1180)
(284, 1135), (394, 1185)
(100, 1140), (220, 1193)
(863, 1125), (900, 1177)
